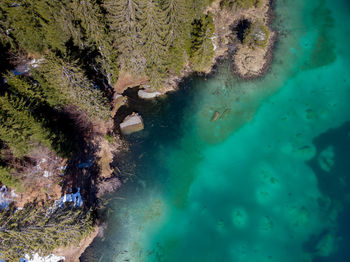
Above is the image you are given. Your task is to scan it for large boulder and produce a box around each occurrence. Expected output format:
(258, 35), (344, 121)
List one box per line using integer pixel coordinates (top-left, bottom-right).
(120, 113), (144, 135)
(138, 89), (162, 99)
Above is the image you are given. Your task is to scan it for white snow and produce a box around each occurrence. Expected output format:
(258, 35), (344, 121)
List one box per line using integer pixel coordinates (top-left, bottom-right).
(43, 171), (52, 178)
(28, 58), (45, 69)
(21, 253), (65, 262)
(0, 186), (17, 210)
(211, 34), (217, 51)
(58, 187), (83, 208)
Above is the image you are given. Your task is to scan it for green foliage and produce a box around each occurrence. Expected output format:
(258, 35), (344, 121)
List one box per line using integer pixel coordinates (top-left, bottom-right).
(0, 0), (69, 53)
(104, 134), (115, 144)
(1, 69), (108, 158)
(33, 54), (111, 120)
(65, 0), (119, 85)
(0, 166), (22, 192)
(189, 14), (215, 72)
(0, 0), (219, 158)
(0, 203), (94, 261)
(0, 93), (51, 158)
(105, 0), (215, 88)
(0, 0), (222, 257)
(243, 21), (270, 48)
(221, 0), (257, 10)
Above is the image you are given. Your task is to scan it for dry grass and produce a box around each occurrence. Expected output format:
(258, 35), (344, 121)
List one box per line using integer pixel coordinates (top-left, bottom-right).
(113, 70), (148, 94)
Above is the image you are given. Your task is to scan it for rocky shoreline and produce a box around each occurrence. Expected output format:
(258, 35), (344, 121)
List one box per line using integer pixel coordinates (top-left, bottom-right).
(56, 0), (277, 260)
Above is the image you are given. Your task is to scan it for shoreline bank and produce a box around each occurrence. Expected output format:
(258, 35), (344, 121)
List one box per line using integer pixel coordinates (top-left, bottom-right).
(50, 1), (278, 260)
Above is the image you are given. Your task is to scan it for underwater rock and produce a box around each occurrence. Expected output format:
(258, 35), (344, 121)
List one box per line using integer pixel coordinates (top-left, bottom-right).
(317, 146), (334, 172)
(316, 233), (337, 257)
(281, 143), (316, 160)
(256, 187), (273, 203)
(293, 145), (316, 160)
(260, 216), (274, 232)
(287, 206), (310, 227)
(211, 111), (220, 122)
(220, 108), (231, 119)
(216, 219), (225, 234)
(305, 108), (316, 120)
(231, 208), (248, 228)
(120, 113), (144, 135)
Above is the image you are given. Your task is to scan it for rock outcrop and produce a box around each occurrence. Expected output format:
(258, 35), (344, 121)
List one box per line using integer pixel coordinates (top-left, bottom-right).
(138, 89), (162, 99)
(120, 113), (144, 135)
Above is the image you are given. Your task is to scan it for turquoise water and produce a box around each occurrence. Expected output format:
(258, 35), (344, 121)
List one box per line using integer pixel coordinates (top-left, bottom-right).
(82, 0), (350, 261)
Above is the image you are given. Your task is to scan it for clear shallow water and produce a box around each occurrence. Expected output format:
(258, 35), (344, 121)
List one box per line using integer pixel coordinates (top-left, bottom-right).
(82, 0), (350, 261)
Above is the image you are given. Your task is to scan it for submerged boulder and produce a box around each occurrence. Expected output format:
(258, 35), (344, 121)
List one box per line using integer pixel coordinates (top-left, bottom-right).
(120, 113), (144, 135)
(318, 146), (334, 172)
(211, 111), (221, 122)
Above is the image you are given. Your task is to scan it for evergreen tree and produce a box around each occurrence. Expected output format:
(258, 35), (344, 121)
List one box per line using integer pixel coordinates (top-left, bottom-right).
(34, 54), (110, 120)
(138, 0), (170, 88)
(161, 0), (191, 74)
(68, 0), (119, 85)
(104, 0), (144, 73)
(0, 0), (69, 53)
(0, 203), (94, 261)
(0, 94), (50, 157)
(189, 14), (215, 72)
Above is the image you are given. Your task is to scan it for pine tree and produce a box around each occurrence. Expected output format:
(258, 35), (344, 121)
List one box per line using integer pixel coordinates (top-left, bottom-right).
(34, 54), (110, 120)
(68, 0), (119, 85)
(161, 0), (191, 74)
(104, 0), (143, 73)
(0, 94), (50, 157)
(0, 203), (94, 261)
(0, 0), (69, 53)
(189, 14), (215, 72)
(138, 0), (170, 88)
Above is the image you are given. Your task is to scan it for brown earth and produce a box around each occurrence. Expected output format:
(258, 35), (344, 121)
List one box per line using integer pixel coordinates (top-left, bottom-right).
(208, 0), (275, 79)
(113, 70), (148, 95)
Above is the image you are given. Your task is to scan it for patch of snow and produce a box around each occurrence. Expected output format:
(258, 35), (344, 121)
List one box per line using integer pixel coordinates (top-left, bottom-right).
(9, 3), (21, 7)
(58, 187), (83, 208)
(58, 165), (67, 171)
(211, 34), (217, 51)
(22, 253), (65, 262)
(43, 171), (52, 178)
(0, 186), (17, 210)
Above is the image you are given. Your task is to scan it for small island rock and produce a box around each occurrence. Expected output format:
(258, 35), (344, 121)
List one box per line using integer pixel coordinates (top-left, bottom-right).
(120, 113), (144, 135)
